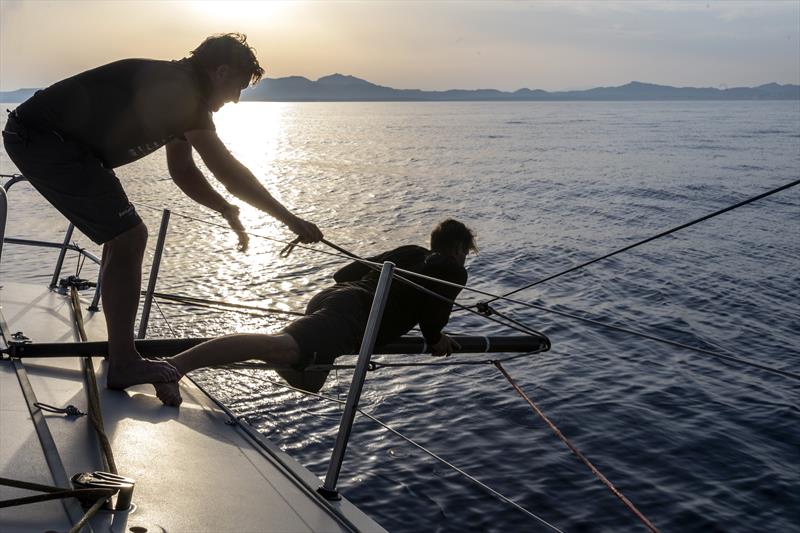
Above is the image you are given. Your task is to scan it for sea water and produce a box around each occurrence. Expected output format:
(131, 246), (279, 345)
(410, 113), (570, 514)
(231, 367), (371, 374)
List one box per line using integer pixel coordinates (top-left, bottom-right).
(2, 101), (798, 532)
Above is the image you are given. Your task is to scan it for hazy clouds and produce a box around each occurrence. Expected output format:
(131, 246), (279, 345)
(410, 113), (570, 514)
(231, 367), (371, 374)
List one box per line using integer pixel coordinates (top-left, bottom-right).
(1, 0), (798, 91)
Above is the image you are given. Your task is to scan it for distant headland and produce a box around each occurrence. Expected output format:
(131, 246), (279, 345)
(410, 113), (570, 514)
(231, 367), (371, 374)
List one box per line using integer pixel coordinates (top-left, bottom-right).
(2, 76), (799, 103)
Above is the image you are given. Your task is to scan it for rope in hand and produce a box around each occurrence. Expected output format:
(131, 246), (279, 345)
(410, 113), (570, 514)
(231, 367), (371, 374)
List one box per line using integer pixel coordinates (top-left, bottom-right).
(494, 361), (662, 533)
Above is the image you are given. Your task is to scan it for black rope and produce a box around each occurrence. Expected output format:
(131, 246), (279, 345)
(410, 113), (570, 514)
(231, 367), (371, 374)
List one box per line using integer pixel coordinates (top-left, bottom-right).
(74, 245), (86, 277)
(483, 177), (800, 304)
(34, 402), (86, 417)
(0, 477), (115, 533)
(0, 488), (113, 509)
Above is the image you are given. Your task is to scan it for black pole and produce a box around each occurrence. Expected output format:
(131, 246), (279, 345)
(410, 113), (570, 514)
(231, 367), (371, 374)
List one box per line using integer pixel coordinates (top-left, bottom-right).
(4, 335), (549, 359)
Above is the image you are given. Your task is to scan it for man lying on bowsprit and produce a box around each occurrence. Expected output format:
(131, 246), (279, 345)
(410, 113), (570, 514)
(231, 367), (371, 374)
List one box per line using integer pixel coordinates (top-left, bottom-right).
(153, 219), (477, 405)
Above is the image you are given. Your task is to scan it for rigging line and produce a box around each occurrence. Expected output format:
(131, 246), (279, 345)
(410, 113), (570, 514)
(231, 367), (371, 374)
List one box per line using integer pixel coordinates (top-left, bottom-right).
(484, 177), (800, 305)
(520, 301), (800, 381)
(478, 304), (546, 337)
(153, 297), (178, 337)
(226, 369), (564, 532)
(387, 268), (548, 339)
(83, 280), (307, 318)
(155, 298), (298, 319)
(494, 361), (661, 533)
(152, 291), (305, 317)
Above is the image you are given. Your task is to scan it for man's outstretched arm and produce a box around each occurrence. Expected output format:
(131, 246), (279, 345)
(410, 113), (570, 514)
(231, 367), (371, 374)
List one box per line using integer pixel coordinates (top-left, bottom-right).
(183, 129), (323, 243)
(166, 138), (250, 250)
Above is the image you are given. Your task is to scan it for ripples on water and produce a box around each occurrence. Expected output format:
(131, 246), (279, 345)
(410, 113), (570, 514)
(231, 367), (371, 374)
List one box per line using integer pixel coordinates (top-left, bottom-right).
(2, 101), (798, 532)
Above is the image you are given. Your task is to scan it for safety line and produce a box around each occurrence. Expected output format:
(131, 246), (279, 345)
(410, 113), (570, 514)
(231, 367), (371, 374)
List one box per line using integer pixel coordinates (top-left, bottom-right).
(152, 296), (178, 337)
(227, 369), (564, 532)
(494, 361), (661, 533)
(485, 177), (800, 304)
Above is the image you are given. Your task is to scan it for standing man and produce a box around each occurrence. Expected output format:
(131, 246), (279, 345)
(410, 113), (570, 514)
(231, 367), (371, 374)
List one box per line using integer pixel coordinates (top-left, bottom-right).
(2, 33), (323, 390)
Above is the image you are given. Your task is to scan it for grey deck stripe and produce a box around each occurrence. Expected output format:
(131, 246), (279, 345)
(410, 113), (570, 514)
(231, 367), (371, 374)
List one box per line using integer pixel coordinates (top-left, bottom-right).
(1, 307), (91, 531)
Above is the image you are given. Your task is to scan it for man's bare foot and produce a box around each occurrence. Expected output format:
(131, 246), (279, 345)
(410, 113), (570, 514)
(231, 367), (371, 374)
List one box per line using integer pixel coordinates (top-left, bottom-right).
(153, 381), (183, 407)
(107, 358), (180, 390)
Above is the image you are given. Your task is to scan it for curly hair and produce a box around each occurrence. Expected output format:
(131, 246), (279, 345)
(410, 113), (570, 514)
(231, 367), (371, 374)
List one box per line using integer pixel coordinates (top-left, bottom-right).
(430, 219), (478, 254)
(190, 33), (264, 86)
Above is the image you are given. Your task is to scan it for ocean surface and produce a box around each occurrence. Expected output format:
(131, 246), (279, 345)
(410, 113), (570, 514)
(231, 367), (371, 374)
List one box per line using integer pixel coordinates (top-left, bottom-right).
(2, 101), (798, 532)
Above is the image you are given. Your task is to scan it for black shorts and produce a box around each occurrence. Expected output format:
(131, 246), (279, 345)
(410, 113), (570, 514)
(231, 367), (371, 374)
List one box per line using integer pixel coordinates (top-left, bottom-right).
(2, 114), (142, 245)
(282, 286), (373, 369)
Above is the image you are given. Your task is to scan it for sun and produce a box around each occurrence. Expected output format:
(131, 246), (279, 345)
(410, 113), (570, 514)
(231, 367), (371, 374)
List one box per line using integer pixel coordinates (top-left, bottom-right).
(188, 0), (291, 22)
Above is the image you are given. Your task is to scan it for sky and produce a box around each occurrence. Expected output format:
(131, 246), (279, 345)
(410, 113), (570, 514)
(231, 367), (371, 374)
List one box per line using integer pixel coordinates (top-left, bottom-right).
(1, 0), (798, 92)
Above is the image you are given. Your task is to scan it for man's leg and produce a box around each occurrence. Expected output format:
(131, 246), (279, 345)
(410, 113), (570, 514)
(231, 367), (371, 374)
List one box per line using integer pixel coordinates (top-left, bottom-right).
(153, 333), (304, 406)
(104, 222), (180, 389)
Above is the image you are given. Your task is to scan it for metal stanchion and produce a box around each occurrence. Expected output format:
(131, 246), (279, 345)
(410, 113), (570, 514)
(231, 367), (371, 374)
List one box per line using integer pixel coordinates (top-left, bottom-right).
(49, 223), (75, 288)
(88, 269), (102, 312)
(318, 261), (395, 500)
(0, 186), (7, 267)
(137, 209), (170, 339)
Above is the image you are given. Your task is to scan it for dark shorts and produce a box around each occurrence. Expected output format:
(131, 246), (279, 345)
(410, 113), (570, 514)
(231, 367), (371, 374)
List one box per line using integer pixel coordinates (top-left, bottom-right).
(282, 286), (372, 369)
(2, 113), (142, 245)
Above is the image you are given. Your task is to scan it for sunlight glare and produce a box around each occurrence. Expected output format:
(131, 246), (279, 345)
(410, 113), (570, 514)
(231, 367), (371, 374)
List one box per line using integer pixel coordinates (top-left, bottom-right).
(188, 1), (291, 22)
(209, 102), (291, 258)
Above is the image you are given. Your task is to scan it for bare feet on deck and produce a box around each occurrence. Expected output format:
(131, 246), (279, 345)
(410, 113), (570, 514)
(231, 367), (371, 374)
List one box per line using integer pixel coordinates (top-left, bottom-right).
(153, 381), (183, 407)
(107, 358), (181, 390)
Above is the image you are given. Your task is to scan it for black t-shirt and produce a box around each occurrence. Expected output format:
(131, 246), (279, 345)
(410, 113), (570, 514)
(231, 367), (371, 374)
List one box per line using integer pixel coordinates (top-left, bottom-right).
(332, 245), (468, 345)
(16, 58), (214, 168)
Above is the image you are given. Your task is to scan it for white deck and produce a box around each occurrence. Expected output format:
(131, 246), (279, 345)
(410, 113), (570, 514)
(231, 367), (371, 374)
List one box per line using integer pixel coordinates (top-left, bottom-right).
(0, 282), (385, 533)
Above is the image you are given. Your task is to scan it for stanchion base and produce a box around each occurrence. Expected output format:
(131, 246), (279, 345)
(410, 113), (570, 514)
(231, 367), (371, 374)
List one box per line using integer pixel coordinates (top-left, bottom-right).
(317, 486), (341, 501)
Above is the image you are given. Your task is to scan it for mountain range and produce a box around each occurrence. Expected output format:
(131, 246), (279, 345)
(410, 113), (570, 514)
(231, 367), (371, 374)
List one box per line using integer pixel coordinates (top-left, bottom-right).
(2, 76), (798, 103)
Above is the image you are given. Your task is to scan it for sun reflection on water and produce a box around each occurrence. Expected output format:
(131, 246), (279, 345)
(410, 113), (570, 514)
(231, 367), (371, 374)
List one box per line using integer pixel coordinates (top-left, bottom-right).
(209, 102), (297, 273)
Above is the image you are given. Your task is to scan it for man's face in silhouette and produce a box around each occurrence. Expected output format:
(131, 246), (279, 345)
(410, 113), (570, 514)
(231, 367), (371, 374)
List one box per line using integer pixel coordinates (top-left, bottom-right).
(208, 64), (250, 112)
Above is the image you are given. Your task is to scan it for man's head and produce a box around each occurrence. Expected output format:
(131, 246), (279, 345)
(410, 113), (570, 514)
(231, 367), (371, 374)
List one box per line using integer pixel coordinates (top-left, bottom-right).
(190, 33), (264, 111)
(430, 219), (477, 266)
